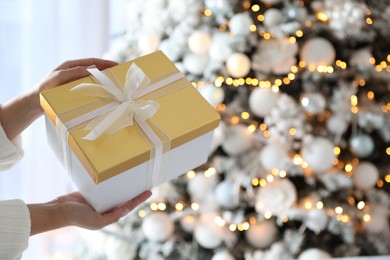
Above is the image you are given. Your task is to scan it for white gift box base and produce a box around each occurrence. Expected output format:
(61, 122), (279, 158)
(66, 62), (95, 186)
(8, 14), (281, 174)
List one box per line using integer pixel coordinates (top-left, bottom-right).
(45, 115), (214, 213)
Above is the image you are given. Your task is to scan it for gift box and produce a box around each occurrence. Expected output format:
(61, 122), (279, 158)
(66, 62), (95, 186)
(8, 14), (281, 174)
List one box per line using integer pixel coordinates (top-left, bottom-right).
(40, 51), (220, 213)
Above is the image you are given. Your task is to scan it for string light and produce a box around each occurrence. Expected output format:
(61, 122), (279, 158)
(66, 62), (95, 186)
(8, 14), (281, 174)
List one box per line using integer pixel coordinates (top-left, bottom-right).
(175, 202), (184, 211)
(263, 32), (271, 40)
(259, 178), (267, 187)
(187, 170), (196, 179)
(279, 170), (287, 178)
(252, 178), (259, 186)
(214, 216), (226, 227)
(204, 9), (212, 16)
(150, 203), (158, 211)
(363, 214), (371, 222)
(345, 164), (353, 173)
(335, 206), (343, 214)
(385, 174), (390, 183)
(257, 14), (264, 21)
(204, 167), (216, 177)
(248, 124), (257, 133)
(296, 30), (303, 37)
(158, 202), (166, 211)
(241, 111), (250, 119)
(230, 116), (240, 124)
(334, 146), (341, 155)
(229, 224), (237, 232)
(138, 210), (146, 218)
(293, 154), (304, 165)
(264, 211), (272, 219)
(191, 203), (200, 211)
(316, 12), (328, 22)
(366, 17), (373, 25)
(367, 91), (375, 100)
(377, 179), (384, 188)
(357, 201), (365, 210)
(266, 174), (274, 182)
(251, 4), (260, 12)
(316, 201), (324, 209)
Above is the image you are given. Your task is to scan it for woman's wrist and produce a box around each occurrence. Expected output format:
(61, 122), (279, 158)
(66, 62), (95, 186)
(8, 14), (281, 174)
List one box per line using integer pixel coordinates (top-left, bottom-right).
(27, 200), (68, 236)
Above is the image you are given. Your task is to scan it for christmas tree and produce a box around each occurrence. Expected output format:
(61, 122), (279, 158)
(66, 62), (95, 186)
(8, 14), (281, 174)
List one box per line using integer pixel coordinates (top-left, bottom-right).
(78, 0), (390, 259)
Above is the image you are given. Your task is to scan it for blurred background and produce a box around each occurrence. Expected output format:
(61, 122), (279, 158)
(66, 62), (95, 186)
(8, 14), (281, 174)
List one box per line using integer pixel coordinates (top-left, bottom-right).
(0, 0), (389, 259)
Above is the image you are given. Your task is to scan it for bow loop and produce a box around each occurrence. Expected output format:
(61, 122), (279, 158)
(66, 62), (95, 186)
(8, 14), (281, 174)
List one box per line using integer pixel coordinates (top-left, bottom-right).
(71, 63), (158, 140)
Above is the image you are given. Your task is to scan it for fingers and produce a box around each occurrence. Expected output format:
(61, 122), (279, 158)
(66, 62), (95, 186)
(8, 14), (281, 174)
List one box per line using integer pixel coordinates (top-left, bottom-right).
(97, 190), (152, 227)
(55, 58), (118, 71)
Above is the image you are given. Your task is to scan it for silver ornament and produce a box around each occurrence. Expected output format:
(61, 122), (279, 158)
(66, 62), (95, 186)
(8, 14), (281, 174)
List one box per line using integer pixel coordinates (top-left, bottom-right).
(350, 134), (375, 158)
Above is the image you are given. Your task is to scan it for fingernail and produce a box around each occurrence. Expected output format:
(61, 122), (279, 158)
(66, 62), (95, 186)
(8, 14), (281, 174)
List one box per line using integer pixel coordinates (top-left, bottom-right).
(87, 65), (96, 69)
(122, 208), (130, 217)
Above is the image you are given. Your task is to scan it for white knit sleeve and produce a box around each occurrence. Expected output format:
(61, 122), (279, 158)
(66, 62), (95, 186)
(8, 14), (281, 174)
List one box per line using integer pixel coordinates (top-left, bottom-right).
(0, 199), (30, 260)
(0, 123), (24, 172)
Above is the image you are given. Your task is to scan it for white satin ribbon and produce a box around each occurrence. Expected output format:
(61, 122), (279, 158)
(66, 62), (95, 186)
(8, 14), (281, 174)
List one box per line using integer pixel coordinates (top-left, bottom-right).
(56, 63), (185, 187)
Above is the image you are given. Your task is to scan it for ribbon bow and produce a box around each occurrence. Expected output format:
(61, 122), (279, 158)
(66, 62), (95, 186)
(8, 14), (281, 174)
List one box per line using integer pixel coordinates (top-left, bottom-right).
(71, 63), (160, 140)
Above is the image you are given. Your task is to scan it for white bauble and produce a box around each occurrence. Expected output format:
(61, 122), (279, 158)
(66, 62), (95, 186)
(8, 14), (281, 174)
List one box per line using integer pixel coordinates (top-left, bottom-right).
(298, 248), (331, 259)
(249, 87), (280, 117)
(264, 8), (283, 27)
(245, 221), (278, 249)
(306, 209), (328, 235)
(300, 93), (326, 115)
(183, 53), (209, 75)
(300, 37), (336, 67)
(138, 33), (161, 54)
(226, 53), (251, 78)
(301, 137), (336, 173)
(209, 33), (233, 61)
(222, 125), (253, 156)
(188, 172), (217, 202)
(230, 12), (253, 36)
(255, 178), (297, 215)
(198, 84), (225, 106)
(215, 179), (240, 209)
(142, 212), (174, 242)
(194, 221), (224, 249)
(363, 207), (388, 233)
(180, 215), (197, 233)
(350, 134), (375, 158)
(327, 114), (349, 135)
(212, 251), (235, 260)
(352, 162), (379, 190)
(210, 121), (226, 154)
(259, 142), (289, 171)
(188, 31), (212, 54)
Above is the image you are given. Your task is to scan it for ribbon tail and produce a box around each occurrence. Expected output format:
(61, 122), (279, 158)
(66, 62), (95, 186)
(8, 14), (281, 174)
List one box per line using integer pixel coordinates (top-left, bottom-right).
(83, 102), (130, 140)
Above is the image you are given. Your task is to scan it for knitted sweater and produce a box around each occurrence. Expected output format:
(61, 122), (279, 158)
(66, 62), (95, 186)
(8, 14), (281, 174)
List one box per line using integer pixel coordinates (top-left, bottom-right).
(0, 123), (30, 260)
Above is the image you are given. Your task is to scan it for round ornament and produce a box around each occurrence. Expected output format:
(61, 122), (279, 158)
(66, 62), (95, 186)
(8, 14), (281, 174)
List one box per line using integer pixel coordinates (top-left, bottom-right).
(326, 114), (349, 135)
(183, 53), (209, 75)
(222, 124), (253, 156)
(300, 93), (326, 115)
(305, 209), (328, 234)
(209, 33), (233, 61)
(188, 31), (212, 54)
(301, 137), (336, 173)
(180, 215), (197, 233)
(352, 162), (379, 190)
(255, 178), (297, 215)
(249, 87), (279, 117)
(215, 179), (240, 209)
(264, 8), (283, 27)
(298, 248), (331, 259)
(230, 12), (253, 36)
(300, 37), (336, 67)
(245, 221), (278, 249)
(212, 251), (235, 260)
(137, 33), (161, 54)
(142, 212), (174, 242)
(188, 172), (217, 202)
(198, 84), (225, 106)
(259, 142), (289, 171)
(363, 207), (388, 233)
(226, 53), (251, 78)
(350, 134), (374, 158)
(194, 221), (224, 249)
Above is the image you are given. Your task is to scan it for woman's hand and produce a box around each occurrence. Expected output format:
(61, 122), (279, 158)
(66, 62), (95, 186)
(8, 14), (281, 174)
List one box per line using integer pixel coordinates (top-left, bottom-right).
(28, 190), (152, 235)
(0, 58), (117, 140)
(32, 58), (118, 114)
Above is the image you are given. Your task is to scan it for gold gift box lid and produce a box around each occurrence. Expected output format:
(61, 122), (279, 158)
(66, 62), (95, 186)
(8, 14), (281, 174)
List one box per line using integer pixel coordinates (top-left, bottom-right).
(40, 51), (221, 184)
